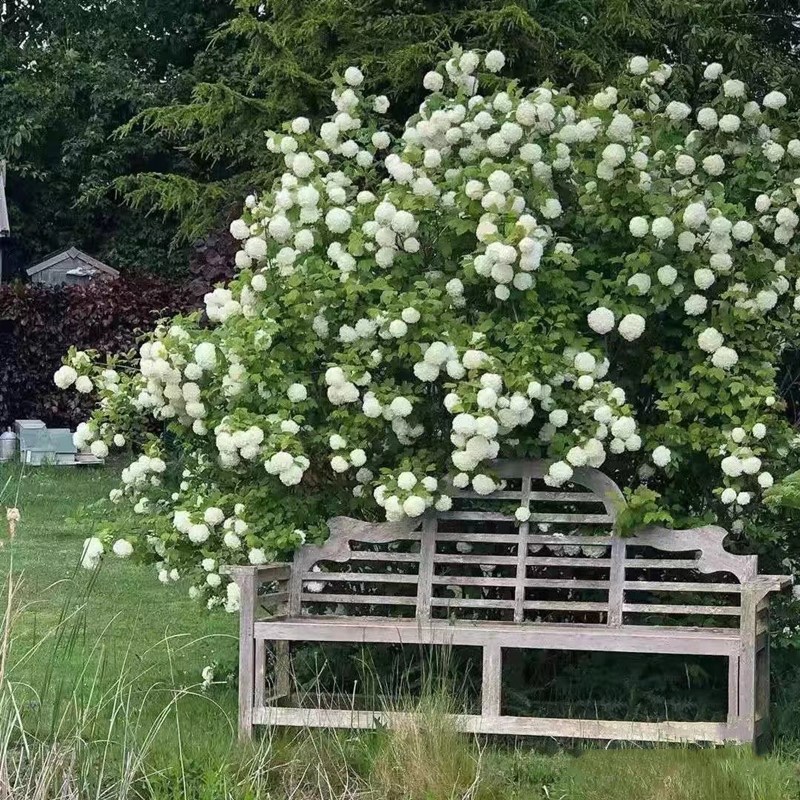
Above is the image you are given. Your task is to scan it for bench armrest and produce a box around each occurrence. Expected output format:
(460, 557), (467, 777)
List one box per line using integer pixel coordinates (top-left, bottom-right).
(749, 574), (794, 593)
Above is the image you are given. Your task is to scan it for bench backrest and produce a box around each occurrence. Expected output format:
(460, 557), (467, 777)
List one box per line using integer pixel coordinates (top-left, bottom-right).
(287, 460), (760, 628)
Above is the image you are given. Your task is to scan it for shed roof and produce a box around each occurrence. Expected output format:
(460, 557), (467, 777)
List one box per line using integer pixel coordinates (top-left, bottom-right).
(0, 162), (9, 238)
(26, 247), (119, 279)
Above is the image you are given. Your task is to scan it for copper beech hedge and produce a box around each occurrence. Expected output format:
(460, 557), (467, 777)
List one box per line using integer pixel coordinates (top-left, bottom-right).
(0, 276), (195, 430)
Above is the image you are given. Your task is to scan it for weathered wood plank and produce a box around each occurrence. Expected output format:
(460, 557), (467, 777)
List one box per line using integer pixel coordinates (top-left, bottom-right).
(623, 603), (741, 616)
(514, 471), (532, 623)
(524, 601), (608, 613)
(435, 554), (519, 565)
(448, 490), (606, 504)
(346, 552), (420, 562)
(253, 707), (735, 744)
(438, 511), (613, 524)
(253, 618), (742, 655)
(525, 557), (612, 567)
(416, 516), (437, 621)
(625, 581), (743, 593)
(435, 532), (524, 544)
(300, 593), (418, 605)
(235, 569), (257, 741)
(431, 598), (516, 609)
(432, 575), (517, 587)
(301, 572), (419, 584)
(481, 646), (502, 717)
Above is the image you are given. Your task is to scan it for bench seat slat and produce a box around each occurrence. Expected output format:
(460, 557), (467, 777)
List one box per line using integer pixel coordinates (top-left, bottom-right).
(253, 617), (741, 656)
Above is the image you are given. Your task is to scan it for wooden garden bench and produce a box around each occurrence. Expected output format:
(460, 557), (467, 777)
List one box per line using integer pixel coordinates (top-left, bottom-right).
(231, 459), (791, 745)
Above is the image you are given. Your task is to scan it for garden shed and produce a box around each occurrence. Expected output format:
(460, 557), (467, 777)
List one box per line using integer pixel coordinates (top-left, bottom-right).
(26, 247), (119, 287)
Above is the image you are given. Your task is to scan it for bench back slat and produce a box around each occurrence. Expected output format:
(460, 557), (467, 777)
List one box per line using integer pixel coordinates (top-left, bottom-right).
(290, 459), (760, 628)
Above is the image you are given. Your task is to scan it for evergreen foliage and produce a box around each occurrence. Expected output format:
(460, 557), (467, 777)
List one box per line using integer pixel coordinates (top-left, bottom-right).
(112, 0), (800, 242)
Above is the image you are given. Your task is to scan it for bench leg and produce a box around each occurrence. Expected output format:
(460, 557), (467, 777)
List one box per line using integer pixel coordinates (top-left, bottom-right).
(732, 647), (757, 745)
(727, 654), (740, 728)
(237, 572), (257, 742)
(755, 638), (771, 751)
(275, 640), (292, 700)
(481, 645), (502, 718)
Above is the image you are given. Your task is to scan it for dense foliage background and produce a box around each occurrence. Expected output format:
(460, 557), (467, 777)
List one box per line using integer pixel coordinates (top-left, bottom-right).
(3, 1), (800, 277)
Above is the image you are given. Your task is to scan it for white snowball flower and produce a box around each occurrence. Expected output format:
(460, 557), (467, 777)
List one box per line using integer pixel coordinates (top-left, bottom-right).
(721, 487), (737, 505)
(718, 114), (741, 134)
(618, 313), (646, 341)
(249, 548), (267, 565)
(665, 101), (691, 121)
(684, 294), (707, 316)
(697, 328), (723, 353)
(629, 216), (649, 237)
(423, 71), (444, 91)
(325, 208), (352, 233)
(652, 446), (672, 467)
(694, 268), (715, 290)
(112, 539), (133, 558)
(758, 472), (774, 489)
(472, 474), (497, 495)
(54, 365), (78, 389)
(651, 217), (674, 240)
(683, 202), (707, 228)
(75, 376), (93, 394)
(721, 456), (743, 477)
(702, 154), (725, 176)
(763, 91), (787, 110)
(343, 66), (363, 86)
(711, 346), (738, 370)
(628, 56), (649, 75)
(752, 423), (767, 439)
(723, 79), (745, 98)
(547, 461), (573, 486)
(287, 383), (308, 402)
(587, 307), (615, 334)
(696, 108), (718, 129)
(657, 265), (677, 286)
(674, 154), (695, 175)
(403, 496), (426, 517)
(81, 537), (104, 570)
(484, 50), (506, 73)
(703, 62), (723, 80)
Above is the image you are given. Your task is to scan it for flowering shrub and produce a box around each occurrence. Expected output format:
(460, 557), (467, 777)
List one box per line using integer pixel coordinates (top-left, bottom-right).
(59, 48), (800, 608)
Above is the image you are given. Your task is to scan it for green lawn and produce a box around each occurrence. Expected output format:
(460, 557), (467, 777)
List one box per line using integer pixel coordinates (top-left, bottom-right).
(0, 463), (798, 799)
(0, 461), (240, 754)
